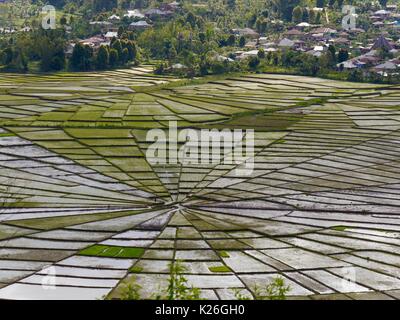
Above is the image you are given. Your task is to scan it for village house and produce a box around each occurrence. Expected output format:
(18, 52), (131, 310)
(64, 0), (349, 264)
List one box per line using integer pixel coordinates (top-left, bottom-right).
(264, 47), (278, 53)
(285, 29), (306, 40)
(357, 54), (381, 66)
(278, 38), (295, 49)
(65, 42), (75, 58)
(240, 50), (259, 58)
(306, 44), (327, 58)
(371, 60), (399, 75)
(260, 40), (277, 51)
(108, 14), (121, 23)
(129, 20), (152, 30)
(348, 28), (366, 35)
(20, 26), (32, 32)
(258, 37), (269, 44)
(371, 35), (394, 51)
(232, 28), (259, 39)
(145, 8), (173, 19)
(79, 35), (107, 49)
(124, 10), (145, 19)
(374, 9), (391, 18)
(212, 54), (234, 62)
(293, 40), (307, 51)
(245, 40), (258, 49)
(0, 28), (16, 34)
(337, 35), (400, 74)
(296, 22), (312, 30)
(310, 27), (337, 40)
(104, 31), (118, 41)
(159, 1), (180, 12)
(170, 63), (188, 72)
(329, 37), (351, 47)
(89, 21), (113, 32)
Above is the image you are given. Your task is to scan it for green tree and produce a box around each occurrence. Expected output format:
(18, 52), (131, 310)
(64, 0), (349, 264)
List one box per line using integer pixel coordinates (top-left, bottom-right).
(199, 32), (206, 43)
(239, 36), (246, 47)
(328, 45), (337, 62)
(40, 39), (66, 72)
(248, 56), (260, 70)
(109, 48), (119, 67)
(271, 0), (301, 21)
(112, 39), (123, 59)
(1, 47), (13, 65)
(96, 45), (109, 69)
(92, 0), (118, 13)
(70, 43), (92, 71)
(166, 261), (201, 300)
(226, 34), (236, 46)
(60, 16), (67, 26)
(121, 48), (129, 64)
(292, 6), (303, 23)
(126, 41), (138, 61)
(118, 26), (124, 38)
(256, 18), (268, 33)
(348, 69), (364, 82)
(338, 49), (349, 63)
(315, 11), (322, 24)
(70, 43), (85, 71)
(378, 0), (388, 8)
(302, 8), (309, 22)
(309, 9), (316, 23)
(49, 54), (65, 71)
(13, 50), (28, 72)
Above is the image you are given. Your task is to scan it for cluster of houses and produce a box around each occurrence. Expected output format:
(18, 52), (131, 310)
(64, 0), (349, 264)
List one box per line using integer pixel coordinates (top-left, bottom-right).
(66, 3), (180, 57)
(230, 5), (400, 76)
(89, 2), (180, 32)
(68, 3), (181, 57)
(0, 26), (31, 34)
(3, 2), (400, 76)
(337, 35), (400, 76)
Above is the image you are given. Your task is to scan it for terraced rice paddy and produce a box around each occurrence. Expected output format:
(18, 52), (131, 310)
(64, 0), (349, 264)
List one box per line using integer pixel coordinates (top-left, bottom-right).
(1, 67), (400, 300)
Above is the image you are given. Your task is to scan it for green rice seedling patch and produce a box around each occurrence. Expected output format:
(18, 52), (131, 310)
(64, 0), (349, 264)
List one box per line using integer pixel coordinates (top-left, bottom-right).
(129, 265), (144, 273)
(217, 251), (230, 258)
(38, 112), (74, 121)
(93, 146), (142, 157)
(5, 210), (144, 230)
(332, 226), (348, 232)
(53, 148), (97, 155)
(0, 224), (35, 240)
(79, 138), (137, 146)
(208, 265), (231, 273)
(156, 98), (214, 114)
(79, 245), (145, 258)
(70, 111), (104, 121)
(108, 157), (152, 172)
(65, 128), (133, 138)
(14, 129), (73, 140)
(34, 140), (85, 149)
(0, 132), (15, 137)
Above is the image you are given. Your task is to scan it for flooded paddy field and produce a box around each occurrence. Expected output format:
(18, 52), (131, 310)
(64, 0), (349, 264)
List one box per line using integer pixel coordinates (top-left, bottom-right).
(0, 68), (400, 300)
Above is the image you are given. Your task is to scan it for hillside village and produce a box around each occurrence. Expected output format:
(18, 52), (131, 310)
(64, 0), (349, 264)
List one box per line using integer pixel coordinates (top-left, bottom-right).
(1, 1), (400, 81)
(69, 2), (400, 77)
